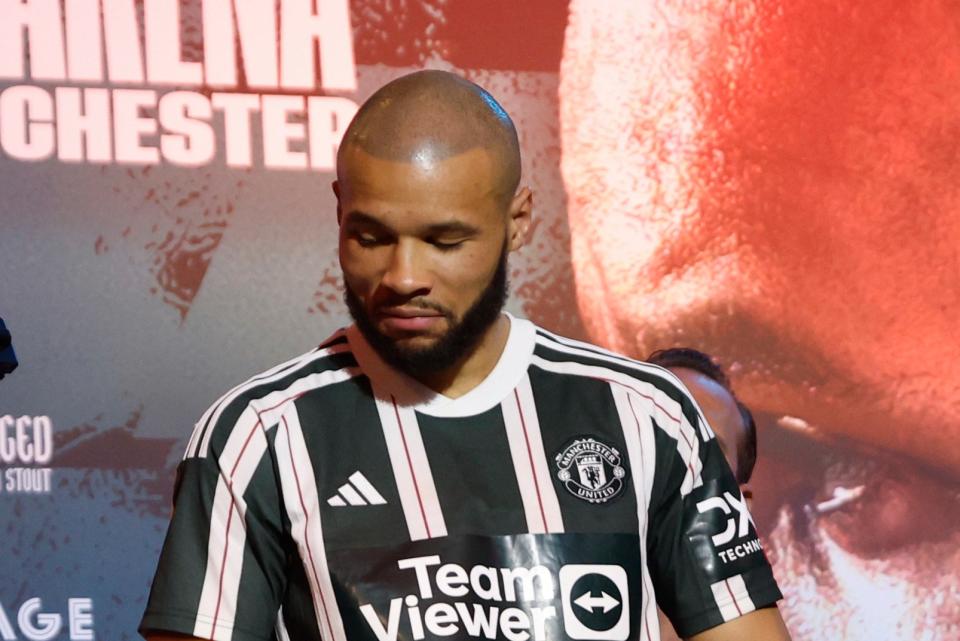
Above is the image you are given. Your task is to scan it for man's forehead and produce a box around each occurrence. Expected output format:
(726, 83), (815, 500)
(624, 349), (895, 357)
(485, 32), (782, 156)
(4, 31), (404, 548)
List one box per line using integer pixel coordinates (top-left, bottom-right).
(343, 122), (491, 163)
(340, 142), (497, 174)
(338, 145), (502, 201)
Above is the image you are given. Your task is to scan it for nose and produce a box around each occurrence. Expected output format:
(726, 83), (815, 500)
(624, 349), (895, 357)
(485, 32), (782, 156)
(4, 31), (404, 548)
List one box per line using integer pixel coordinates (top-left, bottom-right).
(379, 238), (432, 299)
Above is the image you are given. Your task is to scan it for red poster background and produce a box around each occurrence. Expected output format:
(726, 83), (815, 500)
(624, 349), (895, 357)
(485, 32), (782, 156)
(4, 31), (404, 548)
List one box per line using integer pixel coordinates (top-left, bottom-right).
(1, 2), (958, 639)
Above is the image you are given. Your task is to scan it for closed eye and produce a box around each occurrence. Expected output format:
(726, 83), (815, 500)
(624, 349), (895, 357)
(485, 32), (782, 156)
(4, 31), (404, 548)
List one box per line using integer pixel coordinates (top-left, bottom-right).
(353, 231), (392, 247)
(428, 237), (467, 250)
(342, 211), (395, 248)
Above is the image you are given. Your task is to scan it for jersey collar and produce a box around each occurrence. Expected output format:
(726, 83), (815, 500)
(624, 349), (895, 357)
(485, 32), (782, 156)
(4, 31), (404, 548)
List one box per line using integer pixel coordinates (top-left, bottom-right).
(347, 312), (536, 418)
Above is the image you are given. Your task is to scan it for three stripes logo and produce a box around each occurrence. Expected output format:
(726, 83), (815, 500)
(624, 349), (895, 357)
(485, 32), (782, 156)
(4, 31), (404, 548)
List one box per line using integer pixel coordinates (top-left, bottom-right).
(327, 471), (387, 507)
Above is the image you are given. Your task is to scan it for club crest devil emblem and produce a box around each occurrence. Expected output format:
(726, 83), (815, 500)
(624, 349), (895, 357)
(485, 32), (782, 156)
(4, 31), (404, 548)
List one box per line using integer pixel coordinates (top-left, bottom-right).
(555, 437), (627, 504)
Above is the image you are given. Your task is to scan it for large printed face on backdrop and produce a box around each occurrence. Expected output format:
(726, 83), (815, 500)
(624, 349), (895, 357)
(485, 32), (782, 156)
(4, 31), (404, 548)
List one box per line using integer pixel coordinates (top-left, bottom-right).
(559, 0), (960, 638)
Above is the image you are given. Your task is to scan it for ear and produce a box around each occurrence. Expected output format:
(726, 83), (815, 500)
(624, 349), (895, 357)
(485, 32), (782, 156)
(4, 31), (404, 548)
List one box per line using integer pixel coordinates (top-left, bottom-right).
(333, 180), (343, 225)
(506, 186), (533, 252)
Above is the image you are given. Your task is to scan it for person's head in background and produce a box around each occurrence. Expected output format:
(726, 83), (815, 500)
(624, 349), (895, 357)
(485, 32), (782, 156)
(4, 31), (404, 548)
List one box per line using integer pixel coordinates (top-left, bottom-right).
(648, 348), (757, 494)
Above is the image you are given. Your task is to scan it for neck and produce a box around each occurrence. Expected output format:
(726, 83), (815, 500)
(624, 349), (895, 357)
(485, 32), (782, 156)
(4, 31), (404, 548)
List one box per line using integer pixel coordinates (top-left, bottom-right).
(414, 314), (511, 398)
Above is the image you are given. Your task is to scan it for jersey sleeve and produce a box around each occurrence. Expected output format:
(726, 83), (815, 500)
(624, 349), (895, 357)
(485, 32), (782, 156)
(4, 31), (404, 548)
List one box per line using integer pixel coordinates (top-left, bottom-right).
(139, 412), (290, 641)
(645, 389), (782, 639)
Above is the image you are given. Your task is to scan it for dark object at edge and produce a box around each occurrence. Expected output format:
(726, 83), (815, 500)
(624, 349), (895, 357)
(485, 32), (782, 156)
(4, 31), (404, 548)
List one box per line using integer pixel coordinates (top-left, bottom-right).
(0, 317), (18, 380)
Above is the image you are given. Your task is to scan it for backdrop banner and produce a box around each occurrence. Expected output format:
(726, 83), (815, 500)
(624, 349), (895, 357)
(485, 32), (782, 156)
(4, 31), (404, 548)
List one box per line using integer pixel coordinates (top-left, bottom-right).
(2, 2), (958, 640)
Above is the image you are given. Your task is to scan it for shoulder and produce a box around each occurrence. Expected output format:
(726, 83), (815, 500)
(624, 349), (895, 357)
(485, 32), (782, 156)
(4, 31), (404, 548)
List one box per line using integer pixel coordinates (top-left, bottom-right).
(528, 324), (714, 451)
(529, 324), (692, 399)
(183, 328), (360, 459)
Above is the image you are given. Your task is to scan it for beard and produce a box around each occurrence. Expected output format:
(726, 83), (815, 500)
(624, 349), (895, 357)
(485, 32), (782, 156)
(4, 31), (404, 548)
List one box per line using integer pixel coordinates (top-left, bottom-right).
(345, 246), (509, 379)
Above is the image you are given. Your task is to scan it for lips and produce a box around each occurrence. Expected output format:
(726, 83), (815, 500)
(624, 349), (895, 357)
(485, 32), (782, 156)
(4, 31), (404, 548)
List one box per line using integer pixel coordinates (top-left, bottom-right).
(377, 307), (445, 333)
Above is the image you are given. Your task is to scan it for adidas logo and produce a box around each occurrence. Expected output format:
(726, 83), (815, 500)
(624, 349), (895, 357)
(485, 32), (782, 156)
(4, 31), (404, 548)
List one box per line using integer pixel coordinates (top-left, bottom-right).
(327, 471), (387, 507)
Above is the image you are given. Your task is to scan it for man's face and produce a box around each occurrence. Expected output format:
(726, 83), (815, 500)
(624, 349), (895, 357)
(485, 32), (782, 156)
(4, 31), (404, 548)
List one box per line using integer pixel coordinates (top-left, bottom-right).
(559, 0), (960, 638)
(336, 146), (512, 374)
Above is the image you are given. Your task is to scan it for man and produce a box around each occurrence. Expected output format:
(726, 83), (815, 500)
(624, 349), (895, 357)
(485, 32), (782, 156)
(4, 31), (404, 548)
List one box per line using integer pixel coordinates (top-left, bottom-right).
(140, 70), (789, 641)
(647, 348), (760, 641)
(558, 2), (960, 638)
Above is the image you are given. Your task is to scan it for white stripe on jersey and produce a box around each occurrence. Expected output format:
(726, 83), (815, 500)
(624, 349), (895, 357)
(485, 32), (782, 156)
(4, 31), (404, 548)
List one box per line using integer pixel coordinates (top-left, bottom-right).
(186, 353), (305, 460)
(534, 333), (715, 442)
(275, 608), (292, 641)
(193, 479), (247, 640)
(192, 406), (270, 639)
(531, 354), (703, 495)
(192, 336), (350, 459)
(252, 365), (361, 428)
(190, 336), (338, 458)
(710, 574), (757, 622)
(277, 405), (348, 641)
(374, 395), (447, 540)
(500, 374), (565, 534)
(609, 383), (659, 641)
(192, 361), (359, 641)
(729, 574), (756, 617)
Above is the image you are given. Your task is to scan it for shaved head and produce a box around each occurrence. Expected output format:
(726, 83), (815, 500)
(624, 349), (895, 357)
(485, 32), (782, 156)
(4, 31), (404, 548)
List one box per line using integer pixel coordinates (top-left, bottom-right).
(338, 70), (522, 205)
(335, 71), (534, 390)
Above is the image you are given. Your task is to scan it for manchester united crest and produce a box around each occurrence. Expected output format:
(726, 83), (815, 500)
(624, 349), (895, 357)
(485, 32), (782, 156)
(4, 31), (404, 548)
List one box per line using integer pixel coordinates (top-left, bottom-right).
(555, 437), (627, 504)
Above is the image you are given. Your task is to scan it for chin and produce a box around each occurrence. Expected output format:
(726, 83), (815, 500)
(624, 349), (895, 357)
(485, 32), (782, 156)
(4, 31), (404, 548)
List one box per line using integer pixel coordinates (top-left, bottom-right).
(392, 338), (443, 357)
(378, 327), (446, 347)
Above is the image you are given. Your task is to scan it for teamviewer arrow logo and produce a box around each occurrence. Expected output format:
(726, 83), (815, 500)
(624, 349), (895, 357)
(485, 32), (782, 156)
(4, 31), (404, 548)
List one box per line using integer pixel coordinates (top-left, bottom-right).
(559, 565), (630, 640)
(574, 590), (619, 614)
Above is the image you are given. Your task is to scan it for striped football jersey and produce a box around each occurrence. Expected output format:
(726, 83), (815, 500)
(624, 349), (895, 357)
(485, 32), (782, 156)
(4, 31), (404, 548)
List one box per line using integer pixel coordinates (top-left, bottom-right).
(140, 314), (781, 641)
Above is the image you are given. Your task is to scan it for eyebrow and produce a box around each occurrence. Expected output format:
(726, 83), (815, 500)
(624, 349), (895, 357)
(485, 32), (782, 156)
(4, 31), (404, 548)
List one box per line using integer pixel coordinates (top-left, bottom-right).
(341, 211), (390, 231)
(342, 210), (481, 237)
